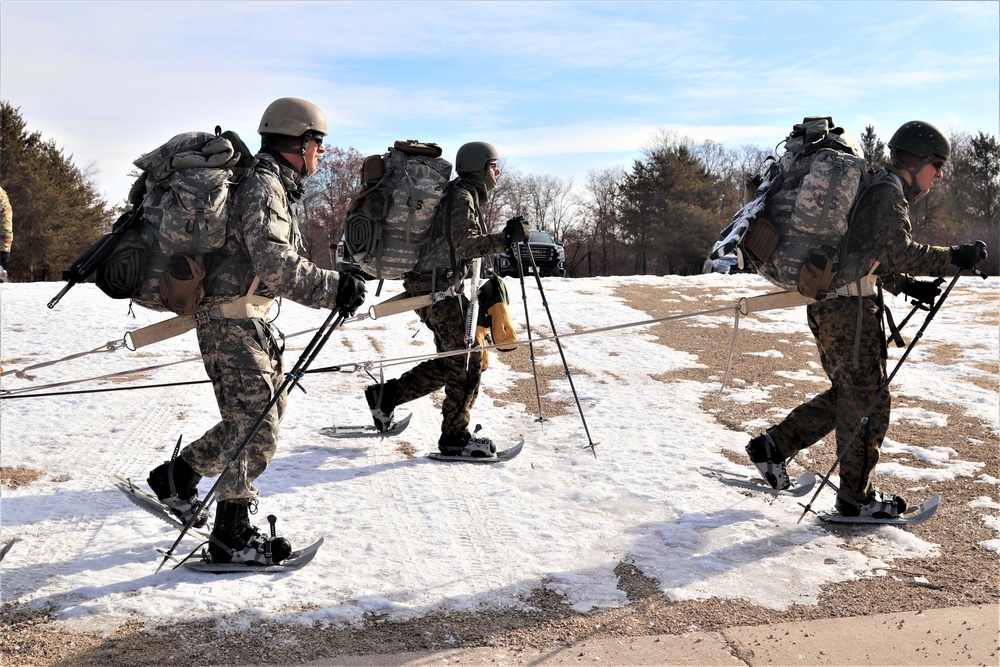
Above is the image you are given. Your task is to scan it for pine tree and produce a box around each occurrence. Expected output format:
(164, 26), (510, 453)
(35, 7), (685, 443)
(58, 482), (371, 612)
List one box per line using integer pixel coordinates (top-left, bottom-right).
(860, 125), (886, 170)
(1, 101), (109, 281)
(618, 143), (719, 275)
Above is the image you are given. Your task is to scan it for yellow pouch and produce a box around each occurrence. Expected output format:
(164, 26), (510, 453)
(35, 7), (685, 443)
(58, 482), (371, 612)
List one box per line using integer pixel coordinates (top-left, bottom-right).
(476, 326), (490, 370)
(487, 301), (517, 351)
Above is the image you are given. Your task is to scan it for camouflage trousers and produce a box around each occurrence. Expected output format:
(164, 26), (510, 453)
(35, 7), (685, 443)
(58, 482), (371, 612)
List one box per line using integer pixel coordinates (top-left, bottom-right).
(767, 296), (889, 504)
(179, 318), (286, 502)
(383, 293), (482, 438)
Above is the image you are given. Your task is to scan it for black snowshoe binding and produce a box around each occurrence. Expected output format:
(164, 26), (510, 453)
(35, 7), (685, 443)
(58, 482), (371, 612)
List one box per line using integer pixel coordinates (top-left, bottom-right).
(438, 431), (497, 458)
(147, 456), (210, 528)
(745, 433), (791, 491)
(835, 490), (908, 519)
(208, 499), (293, 565)
(365, 384), (397, 433)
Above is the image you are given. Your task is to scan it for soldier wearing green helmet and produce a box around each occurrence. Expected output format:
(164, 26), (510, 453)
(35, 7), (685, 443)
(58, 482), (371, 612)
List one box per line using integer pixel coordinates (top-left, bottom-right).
(146, 97), (366, 565)
(257, 96), (329, 177)
(746, 119), (987, 521)
(363, 141), (532, 459)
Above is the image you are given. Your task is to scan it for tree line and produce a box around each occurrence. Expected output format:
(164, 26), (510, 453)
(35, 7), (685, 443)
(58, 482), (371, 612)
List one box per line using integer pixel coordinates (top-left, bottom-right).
(3, 100), (997, 282)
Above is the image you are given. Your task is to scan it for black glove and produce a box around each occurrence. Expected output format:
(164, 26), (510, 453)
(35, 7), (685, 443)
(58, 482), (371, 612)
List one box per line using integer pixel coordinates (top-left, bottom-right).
(950, 241), (988, 271)
(0, 251), (8, 266)
(901, 276), (942, 307)
(336, 272), (366, 317)
(503, 216), (530, 246)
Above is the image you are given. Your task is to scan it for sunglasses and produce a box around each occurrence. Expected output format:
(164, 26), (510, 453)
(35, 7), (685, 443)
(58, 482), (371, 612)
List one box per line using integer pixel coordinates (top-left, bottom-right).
(930, 160), (945, 172)
(310, 134), (324, 147)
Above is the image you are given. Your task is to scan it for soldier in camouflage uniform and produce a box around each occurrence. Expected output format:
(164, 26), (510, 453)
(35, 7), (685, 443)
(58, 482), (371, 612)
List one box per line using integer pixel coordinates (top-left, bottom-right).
(147, 98), (366, 564)
(364, 142), (531, 457)
(746, 120), (988, 518)
(0, 185), (12, 281)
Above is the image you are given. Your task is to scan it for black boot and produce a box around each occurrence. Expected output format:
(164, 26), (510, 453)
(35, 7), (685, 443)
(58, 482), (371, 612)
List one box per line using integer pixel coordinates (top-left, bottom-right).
(208, 499), (293, 565)
(437, 431), (495, 458)
(147, 456), (209, 527)
(745, 433), (791, 490)
(365, 384), (397, 432)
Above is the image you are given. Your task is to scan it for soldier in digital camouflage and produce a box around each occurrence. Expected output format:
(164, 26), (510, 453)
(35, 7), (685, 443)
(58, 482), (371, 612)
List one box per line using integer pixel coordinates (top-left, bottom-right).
(0, 185), (12, 280)
(746, 120), (988, 518)
(146, 98), (366, 564)
(364, 142), (531, 458)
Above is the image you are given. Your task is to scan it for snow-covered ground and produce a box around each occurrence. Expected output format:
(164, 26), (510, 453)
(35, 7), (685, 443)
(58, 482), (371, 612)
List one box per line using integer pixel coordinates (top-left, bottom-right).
(1, 273), (997, 633)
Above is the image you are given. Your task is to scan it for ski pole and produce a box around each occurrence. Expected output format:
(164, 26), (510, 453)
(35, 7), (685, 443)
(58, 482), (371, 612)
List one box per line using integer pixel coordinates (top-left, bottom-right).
(156, 309), (347, 571)
(510, 241), (547, 423)
(463, 258), (482, 372)
(521, 239), (599, 458)
(796, 267), (969, 522)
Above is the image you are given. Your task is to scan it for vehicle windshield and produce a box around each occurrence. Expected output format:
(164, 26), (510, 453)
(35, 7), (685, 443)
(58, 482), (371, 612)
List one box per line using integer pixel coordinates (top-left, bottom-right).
(529, 230), (554, 244)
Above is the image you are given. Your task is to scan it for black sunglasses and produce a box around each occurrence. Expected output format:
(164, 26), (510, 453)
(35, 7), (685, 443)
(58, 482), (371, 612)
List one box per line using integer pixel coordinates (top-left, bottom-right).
(931, 160), (945, 172)
(309, 134), (324, 146)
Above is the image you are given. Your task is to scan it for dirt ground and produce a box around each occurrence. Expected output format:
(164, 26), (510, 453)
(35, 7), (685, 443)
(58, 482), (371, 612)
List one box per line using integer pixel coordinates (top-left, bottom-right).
(2, 281), (998, 667)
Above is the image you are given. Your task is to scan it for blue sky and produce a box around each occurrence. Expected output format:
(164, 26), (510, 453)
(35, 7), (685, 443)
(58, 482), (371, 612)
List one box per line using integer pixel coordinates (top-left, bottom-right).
(1, 1), (997, 204)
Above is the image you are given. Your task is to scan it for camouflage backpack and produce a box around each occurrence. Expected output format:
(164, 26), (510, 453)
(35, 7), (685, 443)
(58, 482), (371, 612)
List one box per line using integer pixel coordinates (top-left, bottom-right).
(713, 117), (873, 298)
(343, 140), (453, 280)
(96, 128), (256, 314)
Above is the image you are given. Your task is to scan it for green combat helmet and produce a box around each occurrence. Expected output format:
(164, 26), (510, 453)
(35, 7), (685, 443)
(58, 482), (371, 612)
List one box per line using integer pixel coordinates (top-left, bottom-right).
(258, 97), (327, 138)
(258, 97), (327, 175)
(455, 141), (499, 173)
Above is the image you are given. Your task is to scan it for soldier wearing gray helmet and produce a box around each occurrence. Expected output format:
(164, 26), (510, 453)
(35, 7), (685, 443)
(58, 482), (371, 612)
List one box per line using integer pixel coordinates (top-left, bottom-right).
(746, 120), (987, 519)
(147, 97), (366, 564)
(364, 142), (531, 458)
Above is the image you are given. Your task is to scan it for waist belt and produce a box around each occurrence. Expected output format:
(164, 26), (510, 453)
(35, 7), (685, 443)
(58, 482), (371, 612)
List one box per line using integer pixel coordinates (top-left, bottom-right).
(125, 277), (275, 349)
(831, 261), (881, 299)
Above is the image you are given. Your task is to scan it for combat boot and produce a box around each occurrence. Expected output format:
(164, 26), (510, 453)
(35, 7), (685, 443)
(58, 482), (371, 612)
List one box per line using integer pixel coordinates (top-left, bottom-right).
(208, 499), (293, 565)
(147, 456), (209, 527)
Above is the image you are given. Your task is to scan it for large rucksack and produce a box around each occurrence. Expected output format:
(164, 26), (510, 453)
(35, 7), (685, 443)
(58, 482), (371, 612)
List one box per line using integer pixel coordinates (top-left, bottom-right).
(713, 116), (873, 298)
(343, 140), (453, 280)
(95, 127), (256, 314)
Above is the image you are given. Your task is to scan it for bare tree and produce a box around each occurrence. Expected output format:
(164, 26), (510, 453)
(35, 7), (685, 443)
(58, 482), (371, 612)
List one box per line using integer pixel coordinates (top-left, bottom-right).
(574, 166), (625, 275)
(300, 146), (364, 268)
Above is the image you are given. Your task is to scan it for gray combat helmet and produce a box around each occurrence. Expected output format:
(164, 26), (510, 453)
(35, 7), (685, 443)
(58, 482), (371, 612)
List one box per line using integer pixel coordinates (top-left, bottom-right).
(888, 120), (951, 161)
(258, 97), (328, 138)
(455, 141), (499, 173)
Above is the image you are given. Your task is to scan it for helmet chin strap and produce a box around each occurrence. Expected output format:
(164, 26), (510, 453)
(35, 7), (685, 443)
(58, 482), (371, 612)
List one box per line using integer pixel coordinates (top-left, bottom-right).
(265, 132), (316, 177)
(890, 154), (933, 203)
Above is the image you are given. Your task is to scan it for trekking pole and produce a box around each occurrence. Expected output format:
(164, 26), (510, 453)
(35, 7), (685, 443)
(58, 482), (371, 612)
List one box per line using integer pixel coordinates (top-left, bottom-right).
(521, 240), (599, 458)
(510, 241), (547, 423)
(796, 264), (982, 522)
(156, 308), (348, 571)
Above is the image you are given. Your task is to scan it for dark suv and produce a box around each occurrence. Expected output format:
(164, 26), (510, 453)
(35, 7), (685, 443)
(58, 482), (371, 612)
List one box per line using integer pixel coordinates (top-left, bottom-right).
(494, 230), (566, 278)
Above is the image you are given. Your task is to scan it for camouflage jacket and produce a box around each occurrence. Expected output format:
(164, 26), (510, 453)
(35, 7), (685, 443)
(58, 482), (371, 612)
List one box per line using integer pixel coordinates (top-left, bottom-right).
(203, 152), (341, 310)
(0, 186), (12, 253)
(406, 172), (506, 293)
(846, 170), (952, 294)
